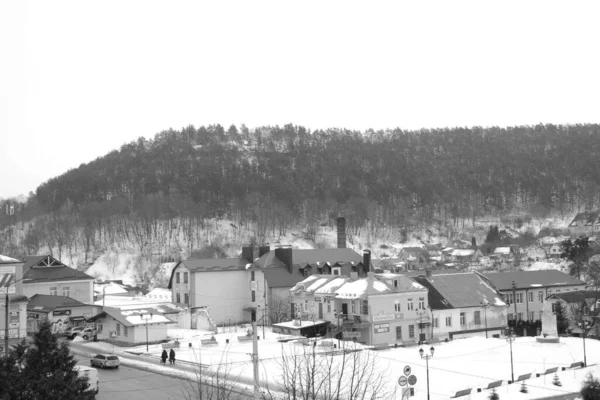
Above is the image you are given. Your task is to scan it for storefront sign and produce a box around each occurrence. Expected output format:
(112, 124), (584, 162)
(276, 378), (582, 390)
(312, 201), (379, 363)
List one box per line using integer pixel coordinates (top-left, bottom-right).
(374, 323), (390, 333)
(53, 310), (72, 316)
(0, 330), (19, 339)
(314, 296), (323, 303)
(373, 314), (395, 322)
(250, 281), (258, 291)
(343, 331), (361, 339)
(9, 323), (19, 329)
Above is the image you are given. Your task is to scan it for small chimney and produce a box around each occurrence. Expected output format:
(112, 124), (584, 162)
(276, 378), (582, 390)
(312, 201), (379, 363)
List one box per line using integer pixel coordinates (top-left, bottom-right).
(275, 246), (293, 274)
(242, 246), (253, 263)
(426, 268), (432, 279)
(259, 245), (270, 257)
(337, 217), (346, 249)
(363, 250), (371, 273)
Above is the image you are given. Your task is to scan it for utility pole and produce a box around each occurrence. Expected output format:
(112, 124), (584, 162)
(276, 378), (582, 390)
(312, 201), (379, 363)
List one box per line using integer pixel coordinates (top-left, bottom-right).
(4, 290), (8, 354)
(252, 320), (260, 399)
(512, 280), (518, 329)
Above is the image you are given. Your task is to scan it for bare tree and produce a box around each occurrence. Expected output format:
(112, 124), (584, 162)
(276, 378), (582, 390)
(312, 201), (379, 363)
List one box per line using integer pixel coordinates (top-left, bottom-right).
(269, 294), (291, 324)
(263, 343), (396, 400)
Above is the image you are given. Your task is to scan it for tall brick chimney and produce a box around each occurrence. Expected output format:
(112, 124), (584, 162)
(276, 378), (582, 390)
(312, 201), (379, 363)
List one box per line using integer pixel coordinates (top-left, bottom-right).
(337, 217), (346, 249)
(363, 250), (371, 273)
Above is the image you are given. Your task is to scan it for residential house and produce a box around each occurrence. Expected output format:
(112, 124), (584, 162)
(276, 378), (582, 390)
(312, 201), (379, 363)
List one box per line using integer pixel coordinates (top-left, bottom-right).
(87, 307), (175, 346)
(26, 294), (99, 334)
(398, 247), (428, 270)
(413, 272), (508, 340)
(449, 249), (483, 267)
(544, 244), (563, 259)
(569, 211), (600, 236)
(287, 272), (429, 346)
(0, 257), (28, 352)
(492, 245), (521, 262)
(168, 242), (366, 327)
(544, 291), (600, 337)
(481, 270), (586, 324)
(452, 239), (473, 249)
(371, 258), (404, 273)
(21, 255), (95, 304)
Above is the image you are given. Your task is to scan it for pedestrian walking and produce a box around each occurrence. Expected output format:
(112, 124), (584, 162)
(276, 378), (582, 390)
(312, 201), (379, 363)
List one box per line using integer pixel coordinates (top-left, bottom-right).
(169, 349), (176, 365)
(161, 349), (168, 364)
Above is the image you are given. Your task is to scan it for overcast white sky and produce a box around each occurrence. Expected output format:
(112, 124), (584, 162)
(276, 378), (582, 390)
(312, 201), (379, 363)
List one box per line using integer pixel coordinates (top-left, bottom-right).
(1, 1), (599, 199)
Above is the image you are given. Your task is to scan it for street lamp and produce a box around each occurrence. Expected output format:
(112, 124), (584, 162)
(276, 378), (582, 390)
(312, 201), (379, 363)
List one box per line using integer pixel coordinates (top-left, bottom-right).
(333, 309), (341, 348)
(419, 346), (435, 400)
(506, 328), (516, 382)
(481, 298), (489, 339)
(577, 315), (592, 367)
(140, 313), (153, 352)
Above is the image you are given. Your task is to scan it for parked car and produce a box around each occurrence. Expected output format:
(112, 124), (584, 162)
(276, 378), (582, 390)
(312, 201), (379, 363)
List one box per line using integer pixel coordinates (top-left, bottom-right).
(90, 354), (120, 369)
(80, 327), (97, 340)
(75, 365), (99, 394)
(66, 326), (85, 339)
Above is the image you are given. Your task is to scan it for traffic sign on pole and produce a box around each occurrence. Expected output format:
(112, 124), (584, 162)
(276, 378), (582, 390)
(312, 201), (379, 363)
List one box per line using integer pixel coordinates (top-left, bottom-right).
(398, 376), (407, 386)
(408, 375), (417, 385)
(403, 365), (411, 376)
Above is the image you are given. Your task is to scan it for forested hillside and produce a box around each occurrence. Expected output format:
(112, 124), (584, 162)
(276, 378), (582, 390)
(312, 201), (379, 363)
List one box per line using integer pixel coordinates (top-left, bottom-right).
(1, 123), (599, 277)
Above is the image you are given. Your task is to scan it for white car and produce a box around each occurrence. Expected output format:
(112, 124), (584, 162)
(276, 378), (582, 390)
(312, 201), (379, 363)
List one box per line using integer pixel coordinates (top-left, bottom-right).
(90, 353), (120, 369)
(75, 365), (99, 394)
(66, 326), (85, 339)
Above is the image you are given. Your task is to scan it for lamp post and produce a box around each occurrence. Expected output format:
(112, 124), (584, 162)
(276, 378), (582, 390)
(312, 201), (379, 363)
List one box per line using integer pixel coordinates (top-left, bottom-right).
(334, 309), (341, 348)
(481, 298), (489, 339)
(577, 315), (592, 367)
(506, 328), (516, 382)
(140, 313), (153, 352)
(419, 346), (435, 400)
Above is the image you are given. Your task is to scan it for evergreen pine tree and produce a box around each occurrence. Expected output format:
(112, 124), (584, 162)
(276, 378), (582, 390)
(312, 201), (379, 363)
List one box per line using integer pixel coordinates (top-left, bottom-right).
(581, 373), (600, 400)
(1, 319), (96, 400)
(552, 373), (562, 386)
(520, 381), (528, 393)
(488, 388), (500, 400)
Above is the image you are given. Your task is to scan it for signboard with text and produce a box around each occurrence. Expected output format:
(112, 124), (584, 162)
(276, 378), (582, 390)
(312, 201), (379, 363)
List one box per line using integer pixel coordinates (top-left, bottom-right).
(250, 281), (258, 291)
(0, 329), (19, 339)
(372, 314), (395, 322)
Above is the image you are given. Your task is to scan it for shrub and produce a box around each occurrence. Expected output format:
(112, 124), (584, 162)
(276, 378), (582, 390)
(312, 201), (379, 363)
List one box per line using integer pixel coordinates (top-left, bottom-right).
(488, 388), (499, 400)
(581, 373), (600, 400)
(520, 381), (528, 393)
(552, 373), (562, 386)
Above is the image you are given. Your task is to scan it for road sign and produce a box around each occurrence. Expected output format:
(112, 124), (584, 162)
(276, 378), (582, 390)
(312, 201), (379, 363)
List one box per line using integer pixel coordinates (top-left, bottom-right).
(403, 365), (411, 376)
(398, 376), (407, 386)
(408, 375), (417, 385)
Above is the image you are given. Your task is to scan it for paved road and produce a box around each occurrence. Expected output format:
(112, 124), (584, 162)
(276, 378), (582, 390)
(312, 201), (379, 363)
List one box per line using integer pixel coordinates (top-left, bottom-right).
(77, 360), (188, 400)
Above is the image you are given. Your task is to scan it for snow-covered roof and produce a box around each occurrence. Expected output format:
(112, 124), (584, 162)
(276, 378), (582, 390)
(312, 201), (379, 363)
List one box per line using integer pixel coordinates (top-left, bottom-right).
(451, 249), (475, 256)
(144, 288), (172, 301)
(0, 255), (20, 262)
(314, 277), (350, 295)
(493, 247), (511, 254)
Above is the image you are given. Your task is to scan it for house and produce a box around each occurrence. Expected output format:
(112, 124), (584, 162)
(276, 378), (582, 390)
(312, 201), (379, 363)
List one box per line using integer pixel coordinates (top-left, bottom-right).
(397, 247), (428, 270)
(492, 245), (520, 261)
(168, 237), (366, 328)
(452, 239), (472, 249)
(87, 307), (175, 346)
(543, 244), (563, 259)
(287, 271), (429, 346)
(370, 258), (404, 273)
(481, 270), (586, 324)
(449, 249), (482, 266)
(21, 255), (95, 304)
(26, 294), (99, 334)
(412, 272), (508, 340)
(544, 290), (600, 337)
(569, 211), (600, 236)
(1, 257), (28, 352)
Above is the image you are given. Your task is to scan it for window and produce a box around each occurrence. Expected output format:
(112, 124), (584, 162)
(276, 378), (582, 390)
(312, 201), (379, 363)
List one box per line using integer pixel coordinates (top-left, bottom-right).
(361, 300), (369, 315)
(176, 293), (181, 303)
(445, 316), (452, 327)
(474, 311), (481, 325)
(409, 325), (415, 338)
(433, 318), (439, 328)
(460, 312), (466, 326)
(508, 313), (514, 321)
(176, 273), (180, 284)
(528, 292), (533, 303)
(184, 293), (189, 304)
(332, 267), (341, 275)
(538, 291), (544, 302)
(351, 301), (356, 314)
(184, 272), (188, 284)
(528, 311), (535, 321)
(252, 290), (255, 302)
(506, 293), (514, 304)
(517, 312), (523, 321)
(304, 269), (311, 277)
(418, 297), (425, 310)
(327, 300), (331, 313)
(395, 302), (401, 312)
(50, 286), (57, 296)
(407, 299), (414, 311)
(394, 280), (398, 288)
(516, 293), (523, 304)
(551, 303), (559, 313)
(62, 286), (70, 297)
(116, 323), (120, 336)
(124, 326), (128, 337)
(396, 326), (402, 340)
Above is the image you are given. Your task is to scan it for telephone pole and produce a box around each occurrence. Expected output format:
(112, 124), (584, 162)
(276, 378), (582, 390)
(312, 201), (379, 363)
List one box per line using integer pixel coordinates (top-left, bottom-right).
(252, 320), (260, 399)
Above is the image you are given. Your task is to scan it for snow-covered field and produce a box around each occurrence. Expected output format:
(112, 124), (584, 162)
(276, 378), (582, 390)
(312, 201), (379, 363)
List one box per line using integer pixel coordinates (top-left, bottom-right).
(75, 326), (600, 400)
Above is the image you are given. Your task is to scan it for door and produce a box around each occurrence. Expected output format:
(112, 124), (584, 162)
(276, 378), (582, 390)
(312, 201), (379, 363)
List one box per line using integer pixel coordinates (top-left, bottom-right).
(251, 310), (256, 322)
(291, 303), (296, 319)
(341, 303), (348, 316)
(419, 333), (426, 344)
(318, 303), (323, 319)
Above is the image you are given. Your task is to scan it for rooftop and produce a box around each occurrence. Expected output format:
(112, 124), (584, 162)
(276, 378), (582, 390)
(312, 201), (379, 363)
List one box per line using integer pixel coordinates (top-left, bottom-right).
(27, 294), (86, 313)
(482, 270), (585, 291)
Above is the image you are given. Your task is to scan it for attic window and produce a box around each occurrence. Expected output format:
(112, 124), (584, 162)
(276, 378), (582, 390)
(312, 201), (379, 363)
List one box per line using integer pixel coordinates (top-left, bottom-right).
(304, 269), (311, 277)
(332, 267), (341, 276)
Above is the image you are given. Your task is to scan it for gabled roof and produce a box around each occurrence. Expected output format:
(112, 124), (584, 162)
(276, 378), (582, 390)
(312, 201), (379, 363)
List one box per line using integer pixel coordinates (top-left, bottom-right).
(547, 290), (600, 303)
(87, 307), (175, 327)
(21, 255), (94, 283)
(375, 273), (427, 292)
(493, 247), (511, 255)
(482, 270), (585, 291)
(167, 258), (249, 288)
(290, 275), (345, 294)
(27, 294), (86, 313)
(335, 277), (394, 300)
(570, 211), (600, 226)
(451, 249), (475, 257)
(414, 273), (506, 309)
(281, 248), (363, 266)
(262, 266), (300, 288)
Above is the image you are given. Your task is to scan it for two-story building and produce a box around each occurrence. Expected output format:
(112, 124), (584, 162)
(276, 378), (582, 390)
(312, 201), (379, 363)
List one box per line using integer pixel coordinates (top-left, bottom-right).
(26, 294), (99, 334)
(544, 290), (600, 337)
(1, 257), (28, 353)
(287, 272), (429, 346)
(413, 272), (508, 340)
(569, 211), (600, 236)
(481, 270), (586, 323)
(22, 255), (95, 304)
(544, 244), (563, 259)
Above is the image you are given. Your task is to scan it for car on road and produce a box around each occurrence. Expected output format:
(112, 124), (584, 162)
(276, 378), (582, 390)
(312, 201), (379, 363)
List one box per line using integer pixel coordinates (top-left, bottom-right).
(90, 354), (120, 369)
(79, 327), (96, 340)
(66, 326), (85, 339)
(75, 365), (99, 394)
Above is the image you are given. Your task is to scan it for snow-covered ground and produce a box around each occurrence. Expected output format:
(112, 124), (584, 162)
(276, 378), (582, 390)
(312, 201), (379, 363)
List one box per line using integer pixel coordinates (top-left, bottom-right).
(73, 326), (600, 399)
